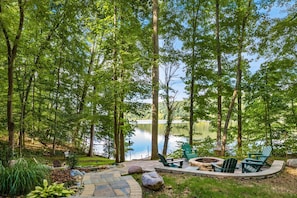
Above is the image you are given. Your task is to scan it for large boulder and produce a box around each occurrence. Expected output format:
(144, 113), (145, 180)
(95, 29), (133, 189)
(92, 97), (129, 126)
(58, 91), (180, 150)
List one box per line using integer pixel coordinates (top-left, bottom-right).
(142, 171), (164, 191)
(287, 159), (297, 168)
(128, 165), (143, 174)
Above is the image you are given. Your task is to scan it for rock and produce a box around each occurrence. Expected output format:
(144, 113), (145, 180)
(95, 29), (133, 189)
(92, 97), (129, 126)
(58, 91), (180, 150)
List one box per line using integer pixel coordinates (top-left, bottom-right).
(70, 169), (86, 177)
(70, 169), (85, 186)
(9, 160), (17, 167)
(53, 160), (62, 167)
(142, 171), (164, 191)
(287, 159), (297, 167)
(128, 165), (143, 174)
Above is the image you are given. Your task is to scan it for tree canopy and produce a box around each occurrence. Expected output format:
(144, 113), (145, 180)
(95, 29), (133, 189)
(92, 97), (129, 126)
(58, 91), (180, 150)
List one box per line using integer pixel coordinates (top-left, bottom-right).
(0, 0), (296, 159)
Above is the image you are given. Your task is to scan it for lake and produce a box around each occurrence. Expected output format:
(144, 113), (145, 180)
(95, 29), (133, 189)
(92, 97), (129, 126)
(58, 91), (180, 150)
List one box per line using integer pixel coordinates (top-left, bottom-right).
(93, 120), (215, 160)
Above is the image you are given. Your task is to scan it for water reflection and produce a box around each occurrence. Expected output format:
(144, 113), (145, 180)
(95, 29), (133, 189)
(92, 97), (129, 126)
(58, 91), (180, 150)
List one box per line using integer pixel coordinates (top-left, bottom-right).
(93, 121), (214, 160)
(126, 127), (187, 160)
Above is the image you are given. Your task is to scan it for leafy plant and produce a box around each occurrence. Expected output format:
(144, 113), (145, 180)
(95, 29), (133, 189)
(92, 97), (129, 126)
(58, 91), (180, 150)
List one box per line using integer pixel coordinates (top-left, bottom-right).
(0, 143), (13, 167)
(26, 179), (74, 198)
(0, 158), (50, 197)
(66, 153), (78, 169)
(195, 136), (215, 157)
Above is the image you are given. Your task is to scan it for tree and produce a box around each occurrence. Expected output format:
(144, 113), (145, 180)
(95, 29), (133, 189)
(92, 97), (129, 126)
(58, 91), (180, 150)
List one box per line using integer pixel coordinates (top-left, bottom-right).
(151, 0), (159, 160)
(160, 62), (178, 156)
(215, 0), (222, 151)
(222, 0), (253, 156)
(0, 0), (26, 156)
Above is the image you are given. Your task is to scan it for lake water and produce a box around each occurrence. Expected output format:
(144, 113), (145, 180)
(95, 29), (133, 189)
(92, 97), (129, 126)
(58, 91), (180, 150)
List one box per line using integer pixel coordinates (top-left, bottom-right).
(93, 120), (215, 160)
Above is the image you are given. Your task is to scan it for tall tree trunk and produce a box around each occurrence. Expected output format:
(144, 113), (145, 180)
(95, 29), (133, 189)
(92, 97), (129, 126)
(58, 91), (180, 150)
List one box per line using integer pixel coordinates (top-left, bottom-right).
(215, 0), (222, 153)
(75, 38), (96, 149)
(0, 0), (25, 156)
(189, 3), (199, 147)
(119, 67), (125, 162)
(162, 81), (174, 156)
(151, 0), (159, 160)
(189, 65), (194, 146)
(189, 27), (196, 146)
(119, 112), (125, 162)
(113, 0), (120, 163)
(88, 86), (97, 157)
(52, 63), (61, 155)
(88, 124), (95, 157)
(237, 69), (242, 155)
(290, 99), (297, 128)
(222, 0), (252, 156)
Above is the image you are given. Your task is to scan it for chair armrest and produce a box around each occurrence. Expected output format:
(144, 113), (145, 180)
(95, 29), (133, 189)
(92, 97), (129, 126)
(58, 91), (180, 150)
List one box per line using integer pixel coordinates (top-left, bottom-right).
(241, 161), (263, 166)
(211, 163), (222, 172)
(168, 160), (183, 168)
(247, 152), (261, 158)
(244, 156), (269, 162)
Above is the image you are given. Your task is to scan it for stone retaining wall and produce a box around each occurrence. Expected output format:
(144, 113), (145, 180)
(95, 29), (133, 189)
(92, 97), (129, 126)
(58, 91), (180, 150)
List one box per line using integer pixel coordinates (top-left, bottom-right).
(155, 160), (285, 180)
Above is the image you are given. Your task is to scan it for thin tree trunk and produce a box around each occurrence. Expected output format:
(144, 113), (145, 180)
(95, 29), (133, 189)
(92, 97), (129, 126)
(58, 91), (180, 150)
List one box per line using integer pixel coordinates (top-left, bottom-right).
(75, 38), (96, 149)
(88, 86), (97, 157)
(222, 91), (237, 155)
(88, 124), (95, 157)
(162, 84), (173, 156)
(188, 3), (200, 146)
(0, 0), (25, 156)
(113, 1), (120, 163)
(52, 63), (61, 155)
(291, 99), (297, 128)
(189, 66), (194, 146)
(151, 0), (159, 160)
(216, 0), (222, 152)
(119, 67), (125, 162)
(119, 112), (125, 162)
(237, 69), (242, 155)
(222, 0), (252, 156)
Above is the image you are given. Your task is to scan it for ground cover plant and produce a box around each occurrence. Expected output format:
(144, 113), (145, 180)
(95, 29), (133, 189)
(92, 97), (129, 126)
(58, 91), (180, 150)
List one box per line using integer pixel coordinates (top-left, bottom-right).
(26, 179), (74, 198)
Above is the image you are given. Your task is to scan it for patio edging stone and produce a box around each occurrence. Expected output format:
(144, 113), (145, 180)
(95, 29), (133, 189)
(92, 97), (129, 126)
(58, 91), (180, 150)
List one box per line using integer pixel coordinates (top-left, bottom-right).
(155, 160), (285, 179)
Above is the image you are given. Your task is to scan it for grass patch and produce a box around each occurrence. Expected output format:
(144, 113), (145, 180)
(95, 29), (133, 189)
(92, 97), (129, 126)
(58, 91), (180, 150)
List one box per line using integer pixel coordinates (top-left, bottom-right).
(32, 154), (115, 168)
(133, 173), (297, 198)
(77, 155), (114, 167)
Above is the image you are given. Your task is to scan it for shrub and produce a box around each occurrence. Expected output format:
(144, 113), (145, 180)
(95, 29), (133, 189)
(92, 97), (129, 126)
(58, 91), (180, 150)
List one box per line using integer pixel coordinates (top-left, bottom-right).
(26, 179), (74, 198)
(66, 153), (78, 169)
(0, 144), (13, 167)
(0, 158), (50, 197)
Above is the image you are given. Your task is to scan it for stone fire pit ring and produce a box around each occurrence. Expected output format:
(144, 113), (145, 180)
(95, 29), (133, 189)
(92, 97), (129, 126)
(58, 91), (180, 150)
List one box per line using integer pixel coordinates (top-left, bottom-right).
(189, 157), (224, 171)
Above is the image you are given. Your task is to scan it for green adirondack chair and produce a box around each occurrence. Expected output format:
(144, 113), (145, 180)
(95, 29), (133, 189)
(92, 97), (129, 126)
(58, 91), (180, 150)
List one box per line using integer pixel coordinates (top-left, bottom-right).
(211, 158), (238, 173)
(158, 153), (183, 168)
(244, 146), (272, 166)
(241, 160), (264, 173)
(181, 143), (198, 161)
(241, 146), (272, 173)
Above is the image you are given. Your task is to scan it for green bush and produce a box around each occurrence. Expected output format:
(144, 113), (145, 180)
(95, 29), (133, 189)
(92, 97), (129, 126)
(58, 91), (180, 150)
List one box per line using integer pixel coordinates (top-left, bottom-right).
(66, 153), (78, 169)
(0, 144), (13, 167)
(0, 158), (50, 197)
(26, 179), (74, 198)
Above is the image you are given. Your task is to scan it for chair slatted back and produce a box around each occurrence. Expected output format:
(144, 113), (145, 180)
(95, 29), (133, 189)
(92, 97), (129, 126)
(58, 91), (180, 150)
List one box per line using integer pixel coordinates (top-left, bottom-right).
(158, 153), (169, 166)
(260, 146), (272, 162)
(221, 158), (238, 173)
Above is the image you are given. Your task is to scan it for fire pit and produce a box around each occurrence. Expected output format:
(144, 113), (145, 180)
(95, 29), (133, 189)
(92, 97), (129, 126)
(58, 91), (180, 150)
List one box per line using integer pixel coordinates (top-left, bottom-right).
(189, 157), (224, 171)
